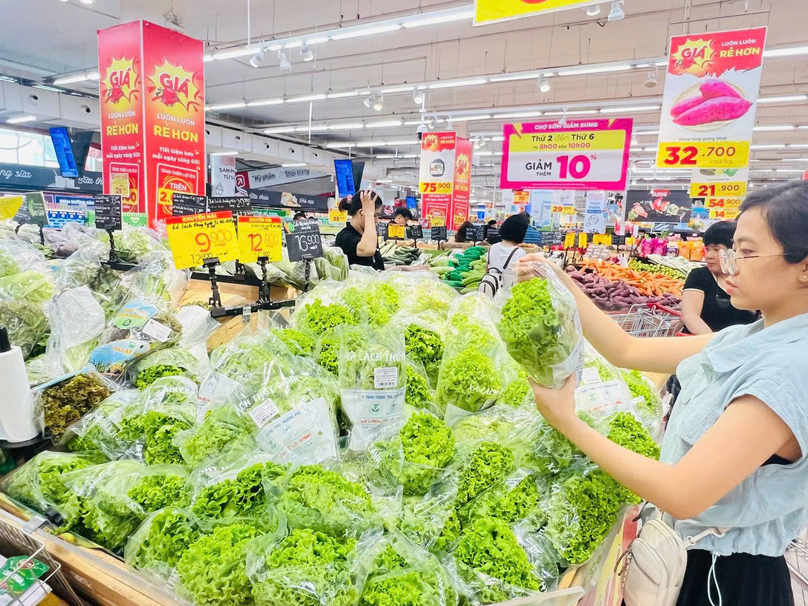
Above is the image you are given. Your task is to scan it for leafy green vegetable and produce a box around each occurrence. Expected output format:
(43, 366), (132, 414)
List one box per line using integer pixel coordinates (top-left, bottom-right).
(498, 278), (578, 387)
(0, 249), (20, 277)
(607, 412), (661, 461)
(405, 366), (432, 410)
(455, 442), (516, 511)
(177, 524), (261, 606)
(0, 298), (49, 359)
(279, 465), (375, 536)
(296, 299), (357, 336)
(178, 405), (257, 469)
(0, 270), (54, 303)
(126, 508), (199, 574)
(500, 374), (531, 408)
(316, 326), (366, 376)
(210, 334), (288, 384)
(462, 473), (544, 529)
(131, 347), (200, 389)
(621, 370), (662, 417)
(127, 469), (190, 513)
(435, 348), (501, 413)
(40, 373), (112, 439)
(341, 282), (399, 326)
(272, 328), (316, 356)
(405, 324), (444, 385)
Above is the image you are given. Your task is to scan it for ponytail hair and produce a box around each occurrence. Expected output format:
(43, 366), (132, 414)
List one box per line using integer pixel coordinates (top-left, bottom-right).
(340, 190), (383, 216)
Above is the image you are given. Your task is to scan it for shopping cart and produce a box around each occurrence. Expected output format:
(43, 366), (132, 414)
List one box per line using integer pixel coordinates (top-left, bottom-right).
(608, 302), (684, 338)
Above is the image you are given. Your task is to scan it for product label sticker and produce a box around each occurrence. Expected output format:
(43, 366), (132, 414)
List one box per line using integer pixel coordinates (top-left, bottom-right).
(112, 301), (158, 330)
(89, 340), (151, 376)
(249, 399), (281, 429)
(340, 387), (406, 451)
(373, 367), (399, 389)
(256, 397), (337, 465)
(141, 318), (173, 342)
(574, 380), (631, 418)
(580, 367), (603, 385)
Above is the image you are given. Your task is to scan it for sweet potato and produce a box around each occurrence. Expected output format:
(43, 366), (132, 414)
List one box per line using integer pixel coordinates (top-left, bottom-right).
(673, 96), (752, 125)
(670, 94), (705, 118)
(699, 78), (743, 100)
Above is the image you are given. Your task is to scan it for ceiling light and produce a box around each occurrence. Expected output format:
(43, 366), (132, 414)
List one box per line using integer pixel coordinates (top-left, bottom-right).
(300, 44), (314, 62)
(781, 158), (808, 162)
(557, 64), (632, 76)
(363, 92), (376, 108)
(496, 111), (542, 119)
(331, 24), (402, 40)
(58, 0), (69, 3)
(211, 151), (238, 156)
(586, 5), (601, 16)
(412, 89), (425, 104)
(376, 85), (413, 94)
(544, 109), (598, 116)
(355, 141), (382, 148)
(776, 168), (802, 172)
(473, 138), (483, 150)
(246, 98), (284, 107)
(327, 91), (359, 99)
(285, 41), (302, 49)
(294, 125), (328, 132)
(366, 119), (402, 128)
(429, 78), (488, 89)
(644, 71), (658, 88)
(328, 122), (365, 130)
(750, 144), (786, 149)
(402, 154), (418, 158)
(601, 105), (660, 113)
(33, 84), (64, 93)
(753, 125), (794, 131)
(385, 139), (419, 146)
(764, 45), (808, 58)
(79, 0), (94, 4)
(373, 95), (384, 111)
(758, 94), (808, 104)
(263, 127), (296, 134)
(282, 163), (307, 168)
(278, 52), (292, 71)
(635, 129), (659, 135)
(52, 72), (94, 85)
(213, 47), (256, 61)
(489, 72), (541, 82)
(477, 151), (494, 156)
(286, 93), (327, 103)
(306, 36), (330, 45)
(449, 115), (491, 122)
(6, 115), (37, 124)
(402, 10), (474, 28)
(788, 144), (808, 148)
(327, 142), (357, 148)
(375, 155), (397, 159)
(491, 135), (505, 142)
(799, 126), (808, 130)
(608, 2), (625, 21)
(538, 77), (551, 93)
(206, 102), (247, 111)
(249, 48), (266, 68)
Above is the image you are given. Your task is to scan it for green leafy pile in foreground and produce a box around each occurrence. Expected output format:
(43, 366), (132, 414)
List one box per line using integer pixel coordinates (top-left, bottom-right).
(498, 278), (577, 387)
(341, 282), (399, 327)
(405, 324), (444, 384)
(435, 348), (501, 413)
(455, 442), (516, 510)
(251, 529), (357, 606)
(405, 366), (432, 410)
(296, 299), (357, 336)
(117, 410), (192, 465)
(272, 328), (316, 356)
(621, 369), (662, 417)
(126, 508), (199, 574)
(177, 524), (261, 606)
(40, 374), (112, 438)
(463, 474), (544, 529)
(500, 374), (531, 408)
(127, 469), (190, 513)
(178, 405), (257, 468)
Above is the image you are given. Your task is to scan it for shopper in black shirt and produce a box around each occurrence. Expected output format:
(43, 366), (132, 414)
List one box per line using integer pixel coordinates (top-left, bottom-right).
(335, 190), (385, 271)
(681, 221), (758, 334)
(392, 207), (412, 226)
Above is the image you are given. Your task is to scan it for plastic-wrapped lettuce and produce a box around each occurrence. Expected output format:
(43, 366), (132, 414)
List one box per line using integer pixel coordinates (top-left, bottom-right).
(393, 482), (458, 553)
(35, 369), (113, 439)
(339, 276), (400, 327)
(177, 403), (258, 470)
(293, 282), (357, 336)
(0, 269), (54, 303)
(384, 271), (458, 320)
(0, 294), (50, 359)
(125, 507), (200, 580)
(495, 263), (583, 388)
(403, 319), (445, 387)
(459, 469), (546, 532)
(129, 347), (201, 389)
(62, 389), (140, 459)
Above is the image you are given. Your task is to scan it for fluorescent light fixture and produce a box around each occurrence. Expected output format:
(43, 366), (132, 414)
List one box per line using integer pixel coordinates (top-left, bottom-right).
(327, 91), (359, 99)
(52, 73), (94, 85)
(381, 85), (415, 94)
(294, 125), (328, 132)
(33, 84), (64, 93)
(286, 93), (327, 103)
(491, 135), (505, 142)
(402, 154), (418, 158)
(449, 114), (491, 122)
(246, 98), (284, 107)
(764, 45), (808, 58)
(211, 151), (239, 156)
(600, 105), (660, 113)
(376, 179), (393, 183)
(429, 78), (488, 90)
(385, 139), (419, 146)
(642, 147), (657, 152)
(635, 130), (659, 135)
(494, 151), (503, 156)
(6, 115), (37, 124)
(402, 10), (474, 28)
(800, 126), (808, 130)
(328, 122), (365, 130)
(403, 119), (425, 125)
(788, 144), (808, 148)
(539, 77), (551, 93)
(776, 168), (802, 172)
(655, 61), (668, 66)
(327, 142), (357, 148)
(476, 151), (494, 156)
(306, 36), (330, 45)
(355, 141), (384, 148)
(366, 119), (403, 128)
(781, 158), (808, 162)
(206, 102), (247, 111)
(375, 155), (397, 159)
(285, 41), (303, 49)
(750, 144), (786, 149)
(213, 47), (256, 60)
(544, 110), (598, 116)
(495, 111), (542, 119)
(753, 125), (794, 131)
(263, 127), (296, 134)
(282, 163), (307, 167)
(557, 64), (632, 76)
(758, 94), (808, 104)
(489, 72), (540, 82)
(331, 24), (402, 40)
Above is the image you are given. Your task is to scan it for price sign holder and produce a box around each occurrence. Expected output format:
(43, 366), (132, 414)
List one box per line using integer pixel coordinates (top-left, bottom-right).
(94, 195), (123, 264)
(431, 225), (448, 249)
(387, 223), (406, 240)
(406, 224), (423, 245)
(286, 219), (324, 292)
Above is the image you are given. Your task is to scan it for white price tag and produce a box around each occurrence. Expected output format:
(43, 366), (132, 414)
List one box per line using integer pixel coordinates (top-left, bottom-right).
(580, 367), (602, 385)
(374, 367), (399, 389)
(249, 399), (280, 429)
(142, 319), (173, 342)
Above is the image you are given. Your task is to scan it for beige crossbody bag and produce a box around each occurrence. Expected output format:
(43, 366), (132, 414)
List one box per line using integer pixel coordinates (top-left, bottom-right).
(616, 508), (727, 606)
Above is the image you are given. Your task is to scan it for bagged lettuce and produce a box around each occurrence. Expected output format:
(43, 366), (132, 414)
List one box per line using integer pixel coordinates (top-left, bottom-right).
(129, 347), (201, 389)
(125, 507), (200, 580)
(62, 389), (139, 459)
(34, 368), (114, 439)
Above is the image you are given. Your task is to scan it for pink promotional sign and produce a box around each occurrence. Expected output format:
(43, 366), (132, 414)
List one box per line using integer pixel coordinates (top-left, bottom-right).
(501, 118), (633, 191)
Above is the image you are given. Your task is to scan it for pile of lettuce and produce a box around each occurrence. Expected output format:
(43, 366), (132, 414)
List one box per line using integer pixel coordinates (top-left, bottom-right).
(125, 507), (199, 576)
(39, 373), (112, 439)
(404, 324), (444, 385)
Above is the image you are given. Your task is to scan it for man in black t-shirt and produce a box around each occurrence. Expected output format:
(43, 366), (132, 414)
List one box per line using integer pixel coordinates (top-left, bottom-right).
(334, 190), (385, 271)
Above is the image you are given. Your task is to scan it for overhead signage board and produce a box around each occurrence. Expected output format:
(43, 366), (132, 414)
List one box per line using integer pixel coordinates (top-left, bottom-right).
(241, 166), (326, 189)
(419, 132), (472, 230)
(501, 119), (632, 191)
(474, 0), (603, 25)
(334, 159), (357, 198)
(657, 27), (767, 169)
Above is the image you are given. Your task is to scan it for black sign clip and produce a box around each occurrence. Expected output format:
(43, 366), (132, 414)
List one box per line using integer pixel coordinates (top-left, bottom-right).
(204, 257), (223, 310)
(256, 256), (271, 304)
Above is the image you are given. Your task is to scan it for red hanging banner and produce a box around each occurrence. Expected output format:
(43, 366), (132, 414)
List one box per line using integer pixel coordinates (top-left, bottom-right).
(451, 137), (472, 230)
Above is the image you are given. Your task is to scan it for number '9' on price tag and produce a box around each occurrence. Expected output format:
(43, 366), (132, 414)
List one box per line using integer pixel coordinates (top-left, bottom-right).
(165, 211), (240, 269)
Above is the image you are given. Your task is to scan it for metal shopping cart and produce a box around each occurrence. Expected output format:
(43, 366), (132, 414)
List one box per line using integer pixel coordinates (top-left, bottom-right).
(608, 303), (685, 338)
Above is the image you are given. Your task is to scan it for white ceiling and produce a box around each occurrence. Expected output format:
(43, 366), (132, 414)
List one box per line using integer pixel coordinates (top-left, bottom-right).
(0, 0), (807, 194)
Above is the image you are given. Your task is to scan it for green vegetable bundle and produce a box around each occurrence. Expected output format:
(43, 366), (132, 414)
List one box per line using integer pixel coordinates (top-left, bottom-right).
(38, 371), (112, 439)
(130, 347), (200, 389)
(622, 369), (663, 418)
(125, 507), (200, 578)
(497, 272), (582, 388)
(340, 281), (400, 327)
(272, 328), (315, 357)
(455, 442), (516, 511)
(0, 270), (54, 303)
(404, 364), (433, 410)
(176, 404), (257, 469)
(0, 296), (50, 359)
(63, 389), (139, 459)
(126, 465), (191, 514)
(404, 323), (444, 386)
(294, 299), (357, 336)
(460, 470), (545, 531)
(435, 347), (501, 414)
(315, 325), (367, 376)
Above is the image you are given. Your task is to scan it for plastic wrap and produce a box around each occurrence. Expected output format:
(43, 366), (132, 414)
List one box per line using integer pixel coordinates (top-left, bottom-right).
(355, 530), (458, 606)
(400, 314), (446, 388)
(61, 389), (139, 459)
(450, 405), (542, 467)
(45, 286), (107, 373)
(129, 347), (202, 388)
(0, 291), (50, 359)
(119, 251), (189, 306)
(176, 403), (258, 469)
(458, 469), (546, 532)
(45, 222), (109, 259)
(0, 235), (48, 278)
(292, 281), (357, 335)
(0, 268), (54, 303)
(338, 273), (400, 327)
(33, 367), (114, 439)
(394, 480), (458, 553)
(246, 528), (358, 606)
(385, 270), (459, 321)
(126, 464), (192, 514)
(125, 507), (200, 581)
(404, 360), (436, 412)
(495, 262), (584, 388)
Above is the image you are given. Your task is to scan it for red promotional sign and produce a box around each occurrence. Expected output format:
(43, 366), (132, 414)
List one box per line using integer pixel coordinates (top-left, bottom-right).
(98, 21), (205, 227)
(451, 137), (472, 230)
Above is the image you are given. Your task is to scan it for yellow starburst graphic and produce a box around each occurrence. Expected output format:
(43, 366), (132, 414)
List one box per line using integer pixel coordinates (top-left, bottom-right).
(101, 57), (139, 106)
(671, 38), (715, 77)
(455, 153), (471, 182)
(147, 60), (201, 114)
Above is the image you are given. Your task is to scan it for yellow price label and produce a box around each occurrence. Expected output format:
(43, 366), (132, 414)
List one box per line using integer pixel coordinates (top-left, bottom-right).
(165, 211), (239, 269)
(431, 215), (445, 227)
(111, 173), (130, 197)
(626, 236), (635, 246)
(689, 181), (747, 198)
(705, 197), (743, 209)
(561, 206), (576, 215)
(709, 208), (740, 220)
(329, 209), (347, 223)
(657, 141), (750, 169)
(578, 233), (588, 248)
(551, 204), (563, 213)
(564, 232), (576, 249)
(237, 216), (283, 263)
(0, 196), (24, 220)
(420, 181), (453, 195)
(388, 224), (407, 239)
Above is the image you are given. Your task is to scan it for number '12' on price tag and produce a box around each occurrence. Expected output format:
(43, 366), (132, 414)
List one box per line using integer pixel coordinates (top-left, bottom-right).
(237, 216), (283, 263)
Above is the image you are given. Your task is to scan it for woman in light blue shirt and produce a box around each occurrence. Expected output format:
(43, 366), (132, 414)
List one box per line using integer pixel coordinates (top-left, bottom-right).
(521, 182), (808, 605)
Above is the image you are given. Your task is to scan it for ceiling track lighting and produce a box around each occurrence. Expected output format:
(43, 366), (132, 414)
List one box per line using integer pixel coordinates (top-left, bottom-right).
(412, 89), (425, 105)
(608, 1), (625, 22)
(538, 77), (551, 93)
(372, 93), (384, 112)
(585, 4), (601, 16)
(363, 92), (376, 109)
(278, 51), (292, 71)
(249, 48), (267, 68)
(644, 69), (658, 88)
(300, 43), (314, 62)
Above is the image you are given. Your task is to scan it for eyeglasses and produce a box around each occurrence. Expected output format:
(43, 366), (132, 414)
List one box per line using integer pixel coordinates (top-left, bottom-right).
(719, 249), (787, 276)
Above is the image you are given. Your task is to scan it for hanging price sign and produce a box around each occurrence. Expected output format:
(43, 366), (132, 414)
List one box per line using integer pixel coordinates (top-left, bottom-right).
(431, 215), (446, 227)
(561, 205), (577, 215)
(501, 119), (633, 191)
(165, 211), (239, 269)
(689, 180), (747, 198)
(387, 224), (406, 240)
(420, 181), (453, 195)
(578, 233), (588, 248)
(709, 208), (740, 220)
(237, 216), (283, 263)
(286, 219), (324, 262)
(658, 142), (750, 169)
(551, 204), (564, 213)
(564, 232), (576, 249)
(329, 209), (348, 223)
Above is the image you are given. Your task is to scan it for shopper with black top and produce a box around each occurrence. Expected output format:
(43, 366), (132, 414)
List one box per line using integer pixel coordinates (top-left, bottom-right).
(335, 190), (385, 271)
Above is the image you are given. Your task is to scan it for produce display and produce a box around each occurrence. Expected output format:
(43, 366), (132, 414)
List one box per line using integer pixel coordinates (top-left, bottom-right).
(0, 223), (668, 606)
(566, 263), (682, 312)
(430, 247), (488, 292)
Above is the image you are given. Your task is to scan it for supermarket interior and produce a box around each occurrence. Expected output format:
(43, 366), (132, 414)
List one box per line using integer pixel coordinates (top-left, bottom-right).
(0, 0), (807, 604)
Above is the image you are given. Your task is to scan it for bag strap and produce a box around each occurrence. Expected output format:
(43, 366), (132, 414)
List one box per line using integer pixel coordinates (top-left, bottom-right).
(502, 247), (520, 270)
